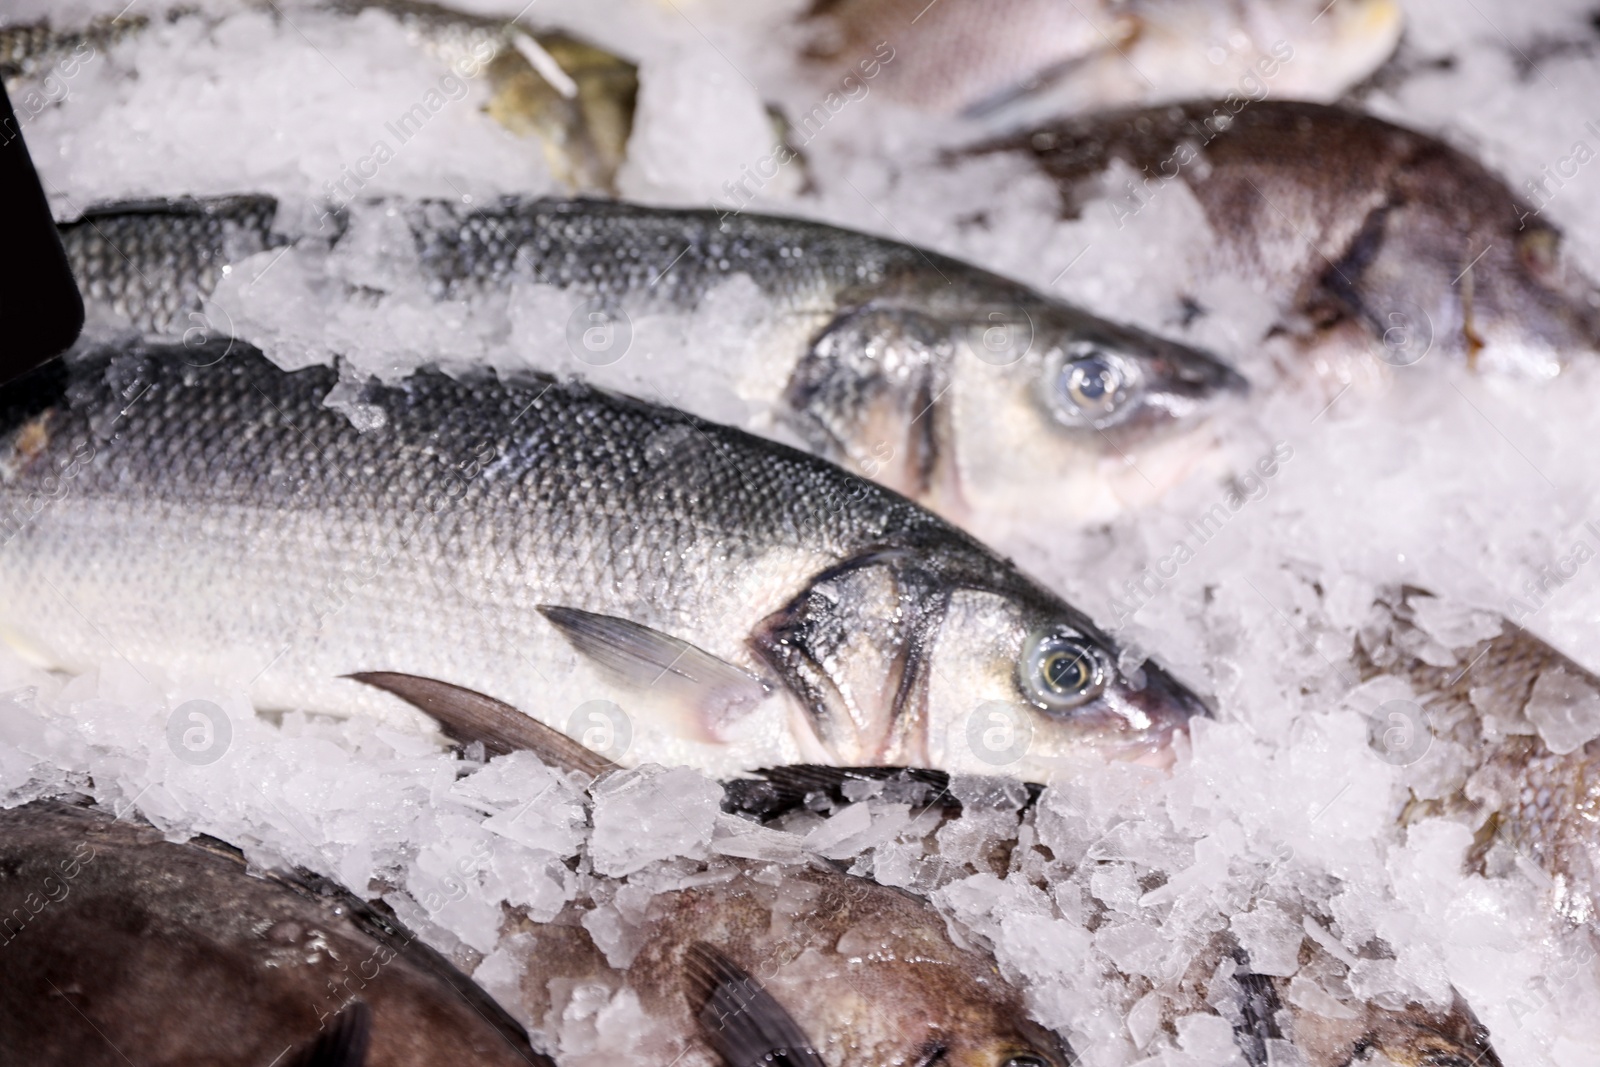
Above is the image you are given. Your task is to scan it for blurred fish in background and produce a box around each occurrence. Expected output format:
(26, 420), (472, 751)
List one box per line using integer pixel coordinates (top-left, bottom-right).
(0, 1), (640, 195)
(800, 0), (1402, 119)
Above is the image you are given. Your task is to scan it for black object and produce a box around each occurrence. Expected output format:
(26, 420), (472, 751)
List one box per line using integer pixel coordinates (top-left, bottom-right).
(0, 80), (84, 385)
(721, 764), (1045, 821)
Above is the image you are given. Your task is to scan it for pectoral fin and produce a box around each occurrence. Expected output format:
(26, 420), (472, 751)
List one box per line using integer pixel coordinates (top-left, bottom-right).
(686, 942), (827, 1067)
(345, 671), (616, 778)
(539, 606), (771, 739)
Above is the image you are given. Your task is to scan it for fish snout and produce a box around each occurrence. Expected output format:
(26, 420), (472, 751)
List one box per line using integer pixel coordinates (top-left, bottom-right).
(1126, 656), (1213, 736)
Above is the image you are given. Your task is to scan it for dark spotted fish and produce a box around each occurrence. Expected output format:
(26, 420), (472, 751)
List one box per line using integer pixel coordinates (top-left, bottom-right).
(0, 801), (541, 1067)
(356, 671), (1074, 1067)
(1357, 587), (1600, 928)
(967, 101), (1600, 381)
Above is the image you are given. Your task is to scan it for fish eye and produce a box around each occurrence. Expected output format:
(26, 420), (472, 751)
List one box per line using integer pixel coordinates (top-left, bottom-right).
(1517, 228), (1561, 280)
(1021, 632), (1109, 711)
(1050, 345), (1136, 426)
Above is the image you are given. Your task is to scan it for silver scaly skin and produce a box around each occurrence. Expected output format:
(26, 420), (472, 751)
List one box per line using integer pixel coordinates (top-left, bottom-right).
(57, 195), (1249, 532)
(0, 343), (1208, 778)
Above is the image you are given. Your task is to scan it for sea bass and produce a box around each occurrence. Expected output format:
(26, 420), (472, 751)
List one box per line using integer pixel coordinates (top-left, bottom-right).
(0, 342), (1208, 777)
(57, 195), (1248, 531)
(1356, 587), (1600, 928)
(967, 101), (1600, 382)
(802, 0), (1401, 119)
(0, 0), (637, 194)
(357, 671), (1074, 1067)
(0, 801), (542, 1067)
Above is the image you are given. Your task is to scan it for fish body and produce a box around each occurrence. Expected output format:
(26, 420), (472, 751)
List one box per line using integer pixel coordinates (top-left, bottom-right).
(360, 671), (1073, 1067)
(1, 2), (637, 194)
(972, 101), (1600, 380)
(0, 343), (1206, 777)
(59, 195), (1247, 531)
(804, 0), (1401, 118)
(0, 801), (541, 1067)
(1358, 588), (1600, 928)
(1153, 933), (1502, 1067)
(505, 858), (1070, 1067)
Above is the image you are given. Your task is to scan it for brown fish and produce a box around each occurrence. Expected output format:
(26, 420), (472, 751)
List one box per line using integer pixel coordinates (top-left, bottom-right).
(1357, 586), (1600, 928)
(0, 800), (542, 1067)
(1157, 932), (1503, 1067)
(355, 671), (1073, 1067)
(966, 101), (1600, 382)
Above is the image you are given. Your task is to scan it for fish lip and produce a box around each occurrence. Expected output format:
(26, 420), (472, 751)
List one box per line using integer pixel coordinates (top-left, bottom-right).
(1126, 657), (1213, 734)
(1156, 342), (1251, 401)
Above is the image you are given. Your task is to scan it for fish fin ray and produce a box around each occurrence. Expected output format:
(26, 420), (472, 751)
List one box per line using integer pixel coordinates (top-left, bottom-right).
(345, 670), (616, 778)
(539, 606), (771, 738)
(685, 942), (828, 1067)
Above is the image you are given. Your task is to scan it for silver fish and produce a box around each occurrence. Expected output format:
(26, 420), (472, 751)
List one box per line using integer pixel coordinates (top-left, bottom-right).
(0, 342), (1209, 777)
(56, 195), (1249, 530)
(968, 101), (1600, 381)
(0, 800), (543, 1067)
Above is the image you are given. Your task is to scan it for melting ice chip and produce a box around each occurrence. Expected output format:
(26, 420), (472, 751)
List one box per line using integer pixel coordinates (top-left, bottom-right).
(1525, 667), (1600, 755)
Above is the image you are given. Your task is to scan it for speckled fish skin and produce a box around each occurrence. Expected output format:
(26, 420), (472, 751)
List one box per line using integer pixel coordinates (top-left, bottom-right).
(0, 801), (541, 1067)
(59, 194), (1248, 531)
(972, 101), (1600, 380)
(0, 342), (1207, 777)
(59, 196), (282, 339)
(506, 858), (1072, 1067)
(369, 673), (1074, 1067)
(1154, 933), (1503, 1067)
(1358, 588), (1600, 928)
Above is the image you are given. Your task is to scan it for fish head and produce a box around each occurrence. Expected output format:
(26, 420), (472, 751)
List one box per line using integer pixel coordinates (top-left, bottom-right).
(754, 542), (1210, 772)
(1357, 158), (1600, 378)
(926, 576), (1211, 774)
(739, 868), (1078, 1067)
(945, 307), (1249, 526)
(1462, 221), (1600, 377)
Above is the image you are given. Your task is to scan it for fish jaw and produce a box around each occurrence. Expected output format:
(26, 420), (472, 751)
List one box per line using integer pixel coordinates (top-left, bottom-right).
(940, 313), (1248, 529)
(917, 581), (1210, 776)
(784, 278), (1250, 528)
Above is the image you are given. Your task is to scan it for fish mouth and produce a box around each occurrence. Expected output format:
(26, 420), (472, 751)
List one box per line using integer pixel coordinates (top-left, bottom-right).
(1120, 656), (1212, 757)
(1113, 334), (1251, 436)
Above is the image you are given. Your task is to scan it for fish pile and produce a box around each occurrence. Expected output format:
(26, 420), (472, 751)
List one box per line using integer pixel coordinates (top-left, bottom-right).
(2, 0), (1599, 1065)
